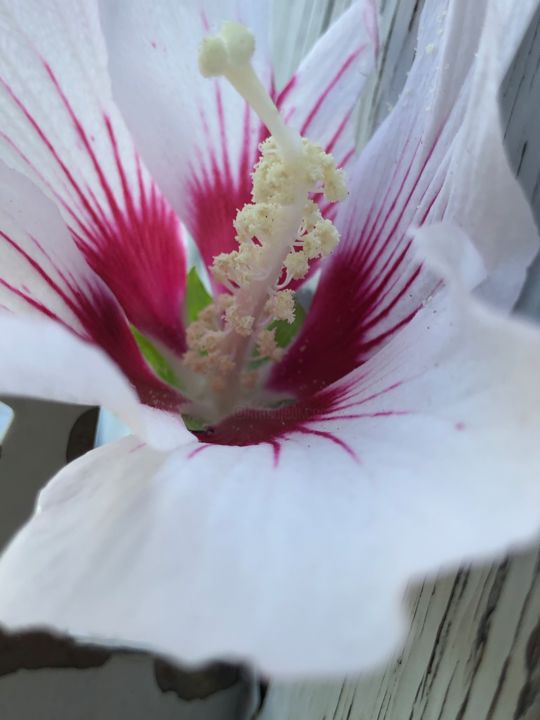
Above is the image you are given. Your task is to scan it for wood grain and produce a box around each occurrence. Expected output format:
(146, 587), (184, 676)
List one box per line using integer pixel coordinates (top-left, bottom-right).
(260, 550), (540, 720)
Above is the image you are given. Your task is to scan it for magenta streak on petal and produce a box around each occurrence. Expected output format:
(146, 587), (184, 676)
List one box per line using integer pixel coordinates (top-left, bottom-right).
(300, 47), (366, 136)
(358, 171), (447, 333)
(358, 157), (442, 300)
(360, 192), (446, 331)
(354, 135), (419, 270)
(75, 286), (183, 412)
(274, 74), (297, 109)
(187, 439), (282, 466)
(0, 229), (183, 411)
(268, 127), (448, 396)
(355, 137), (423, 275)
(360, 262), (421, 333)
(187, 93), (263, 288)
(42, 62), (187, 354)
(0, 64), (187, 356)
(293, 427), (358, 459)
(0, 277), (64, 325)
(70, 115), (187, 354)
(194, 386), (358, 464)
(215, 84), (232, 182)
(191, 376), (409, 465)
(326, 110), (353, 155)
(187, 445), (208, 461)
(313, 410), (410, 422)
(271, 87), (357, 291)
(200, 8), (210, 32)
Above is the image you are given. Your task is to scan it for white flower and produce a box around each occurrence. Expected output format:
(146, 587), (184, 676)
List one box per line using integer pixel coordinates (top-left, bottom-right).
(0, 0), (538, 679)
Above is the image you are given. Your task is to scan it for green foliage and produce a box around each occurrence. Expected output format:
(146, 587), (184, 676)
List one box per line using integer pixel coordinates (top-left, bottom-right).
(182, 414), (211, 432)
(131, 327), (178, 386)
(185, 266), (213, 324)
(132, 267), (213, 388)
(251, 298), (306, 368)
(271, 299), (306, 349)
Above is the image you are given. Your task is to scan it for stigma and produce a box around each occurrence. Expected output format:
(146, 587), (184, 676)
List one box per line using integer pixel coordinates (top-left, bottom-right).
(184, 21), (347, 413)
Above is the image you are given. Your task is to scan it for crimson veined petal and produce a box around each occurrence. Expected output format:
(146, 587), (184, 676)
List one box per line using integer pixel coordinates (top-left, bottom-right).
(0, 161), (182, 411)
(2, 221), (540, 675)
(269, 0), (540, 396)
(100, 0), (272, 289)
(276, 0), (378, 185)
(0, 316), (190, 449)
(0, 0), (187, 354)
(100, 0), (378, 289)
(0, 433), (408, 678)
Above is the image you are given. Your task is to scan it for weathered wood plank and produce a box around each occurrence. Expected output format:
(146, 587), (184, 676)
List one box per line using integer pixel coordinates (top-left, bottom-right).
(260, 550), (540, 720)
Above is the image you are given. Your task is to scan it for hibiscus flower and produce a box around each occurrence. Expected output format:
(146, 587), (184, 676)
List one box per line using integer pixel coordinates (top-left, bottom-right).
(0, 0), (538, 679)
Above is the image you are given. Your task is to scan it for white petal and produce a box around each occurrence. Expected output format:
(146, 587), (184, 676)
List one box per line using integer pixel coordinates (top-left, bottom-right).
(0, 160), (102, 330)
(277, 0), (378, 170)
(1, 221), (540, 677)
(270, 0), (539, 395)
(100, 0), (377, 275)
(0, 401), (13, 443)
(492, 0), (540, 74)
(0, 0), (187, 351)
(0, 435), (408, 678)
(0, 163), (187, 409)
(99, 0), (272, 270)
(443, 0), (540, 306)
(301, 220), (540, 576)
(0, 316), (191, 451)
(94, 408), (130, 447)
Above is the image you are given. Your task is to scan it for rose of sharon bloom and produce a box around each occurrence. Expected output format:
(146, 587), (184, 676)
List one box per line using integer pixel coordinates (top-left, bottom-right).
(0, 0), (538, 678)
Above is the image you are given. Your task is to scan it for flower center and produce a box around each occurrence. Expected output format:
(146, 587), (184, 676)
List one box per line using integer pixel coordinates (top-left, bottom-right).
(183, 22), (347, 420)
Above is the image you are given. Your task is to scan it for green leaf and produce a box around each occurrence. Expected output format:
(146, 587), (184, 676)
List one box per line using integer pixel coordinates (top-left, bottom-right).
(250, 298), (306, 368)
(182, 414), (210, 433)
(131, 267), (212, 387)
(270, 299), (306, 349)
(131, 327), (178, 386)
(186, 266), (213, 324)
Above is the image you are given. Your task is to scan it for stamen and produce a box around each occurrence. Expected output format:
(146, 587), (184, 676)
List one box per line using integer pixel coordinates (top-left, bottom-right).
(198, 21), (301, 160)
(185, 21), (348, 417)
(256, 328), (284, 363)
(265, 290), (296, 323)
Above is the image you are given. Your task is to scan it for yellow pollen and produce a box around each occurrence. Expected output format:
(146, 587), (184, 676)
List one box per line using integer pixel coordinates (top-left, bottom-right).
(224, 303), (255, 336)
(234, 202), (276, 242)
(241, 370), (259, 389)
(265, 290), (295, 323)
(283, 250), (310, 280)
(256, 328), (284, 363)
(184, 21), (348, 414)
